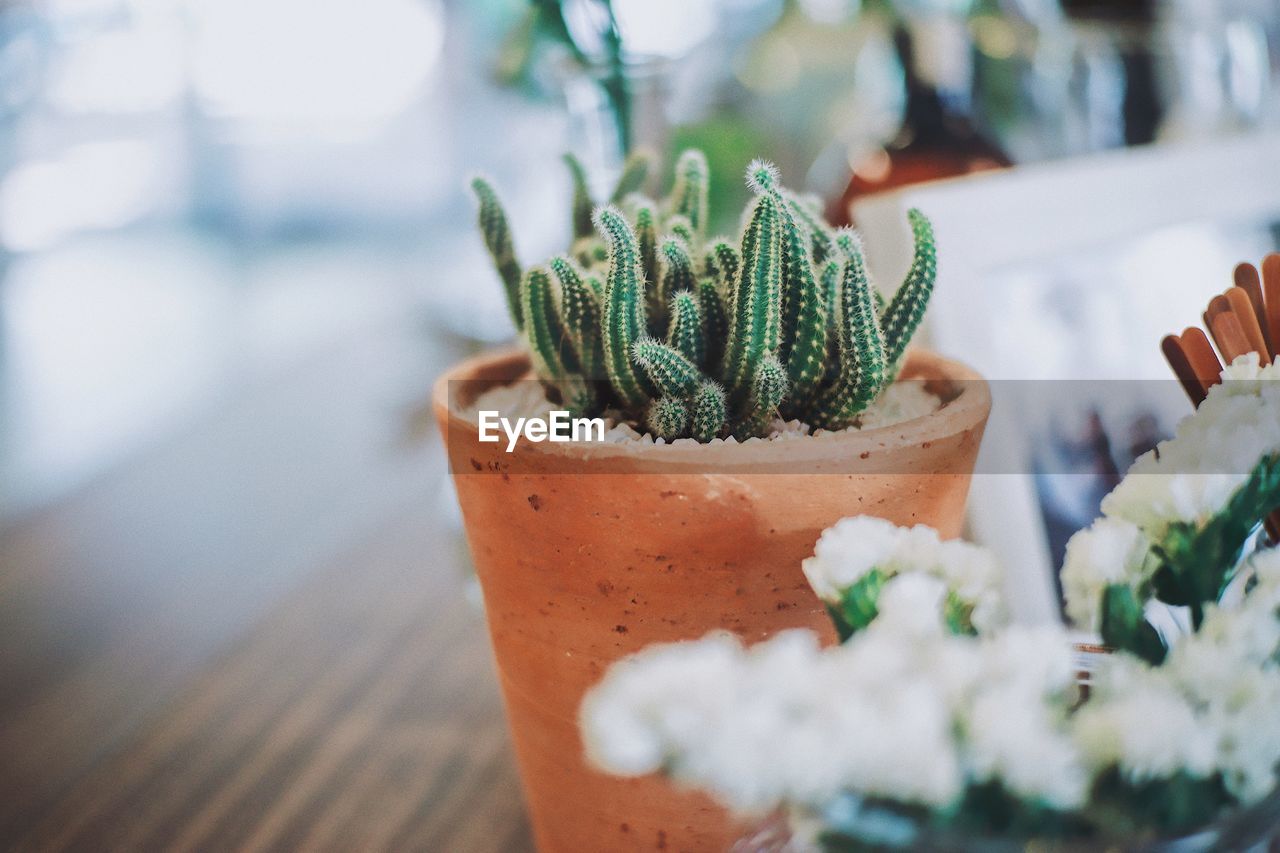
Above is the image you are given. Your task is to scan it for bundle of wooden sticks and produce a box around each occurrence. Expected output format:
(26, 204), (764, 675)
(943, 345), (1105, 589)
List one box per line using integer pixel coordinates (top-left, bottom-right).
(1162, 253), (1280, 539)
(1162, 254), (1280, 404)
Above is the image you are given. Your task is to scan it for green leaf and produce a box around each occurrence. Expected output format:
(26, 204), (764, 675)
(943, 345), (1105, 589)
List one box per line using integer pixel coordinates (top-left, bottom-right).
(1149, 453), (1280, 625)
(1099, 583), (1166, 664)
(827, 568), (887, 642)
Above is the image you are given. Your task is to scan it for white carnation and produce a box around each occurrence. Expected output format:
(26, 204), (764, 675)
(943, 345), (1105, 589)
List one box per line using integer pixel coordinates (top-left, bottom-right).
(1075, 657), (1217, 783)
(802, 516), (1007, 633)
(1060, 517), (1152, 632)
(963, 626), (1089, 809)
(1101, 354), (1280, 540)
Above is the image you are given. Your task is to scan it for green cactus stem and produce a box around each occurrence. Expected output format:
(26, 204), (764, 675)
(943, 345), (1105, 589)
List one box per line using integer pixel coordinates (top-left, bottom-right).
(521, 266), (569, 381)
(563, 153), (595, 239)
(707, 240), (741, 300)
(698, 278), (728, 369)
(647, 396), (690, 440)
(550, 256), (604, 381)
(610, 150), (652, 203)
(660, 235), (701, 306)
(572, 236), (609, 268)
(690, 380), (727, 442)
(778, 201), (829, 409)
(470, 176), (523, 329)
(666, 291), (705, 367)
(473, 151), (941, 441)
(633, 201), (660, 296)
(811, 231), (886, 428)
(784, 191), (835, 266)
(734, 354), (789, 439)
(595, 206), (652, 409)
(668, 149), (709, 235)
(723, 162), (784, 402)
(666, 215), (695, 249)
(880, 208), (937, 369)
(631, 337), (702, 398)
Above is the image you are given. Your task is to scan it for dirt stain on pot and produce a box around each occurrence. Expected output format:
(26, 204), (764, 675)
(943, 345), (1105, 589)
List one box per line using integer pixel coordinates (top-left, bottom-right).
(527, 494), (543, 511)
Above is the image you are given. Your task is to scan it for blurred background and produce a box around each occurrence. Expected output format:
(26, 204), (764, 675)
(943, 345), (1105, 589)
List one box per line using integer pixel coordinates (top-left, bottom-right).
(2, 0), (1279, 848)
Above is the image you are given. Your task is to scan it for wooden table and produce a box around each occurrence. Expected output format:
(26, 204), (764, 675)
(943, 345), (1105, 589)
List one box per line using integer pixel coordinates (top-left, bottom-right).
(0, 331), (535, 851)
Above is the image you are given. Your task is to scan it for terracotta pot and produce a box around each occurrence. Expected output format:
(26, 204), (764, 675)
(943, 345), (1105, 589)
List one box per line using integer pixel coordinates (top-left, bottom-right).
(433, 348), (991, 853)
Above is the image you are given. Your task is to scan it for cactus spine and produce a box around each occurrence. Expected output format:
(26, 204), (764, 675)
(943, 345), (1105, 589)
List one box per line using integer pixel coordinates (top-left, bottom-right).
(471, 151), (939, 442)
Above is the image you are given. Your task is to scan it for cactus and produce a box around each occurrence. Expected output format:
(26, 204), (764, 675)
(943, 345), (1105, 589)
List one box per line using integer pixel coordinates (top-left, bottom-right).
(610, 150), (652, 203)
(880, 209), (937, 371)
(595, 206), (651, 409)
(563, 153), (595, 240)
(471, 150), (939, 441)
(810, 231), (886, 428)
(689, 380), (727, 442)
(667, 291), (705, 367)
(668, 149), (709, 235)
(470, 176), (523, 329)
(647, 396), (689, 440)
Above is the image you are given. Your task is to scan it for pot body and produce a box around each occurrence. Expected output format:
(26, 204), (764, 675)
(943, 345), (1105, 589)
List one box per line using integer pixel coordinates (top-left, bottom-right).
(434, 348), (991, 853)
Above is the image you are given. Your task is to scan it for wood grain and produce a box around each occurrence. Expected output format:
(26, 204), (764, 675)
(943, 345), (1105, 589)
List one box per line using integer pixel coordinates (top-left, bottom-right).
(0, 331), (534, 852)
(10, 505), (530, 853)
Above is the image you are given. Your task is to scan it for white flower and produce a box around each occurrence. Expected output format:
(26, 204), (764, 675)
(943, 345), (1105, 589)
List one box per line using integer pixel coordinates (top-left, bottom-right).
(1205, 671), (1280, 802)
(1100, 354), (1280, 541)
(1060, 518), (1152, 632)
(963, 626), (1089, 809)
(1074, 657), (1218, 783)
(580, 610), (1090, 818)
(581, 620), (977, 814)
(802, 516), (906, 601)
(802, 516), (1007, 633)
(1219, 350), (1280, 383)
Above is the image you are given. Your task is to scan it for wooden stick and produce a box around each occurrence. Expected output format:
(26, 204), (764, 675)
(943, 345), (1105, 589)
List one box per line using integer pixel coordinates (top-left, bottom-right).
(1233, 262), (1270, 353)
(1225, 286), (1269, 360)
(1209, 311), (1252, 364)
(1162, 334), (1206, 405)
(1204, 292), (1231, 333)
(1180, 327), (1222, 391)
(1262, 253), (1280, 360)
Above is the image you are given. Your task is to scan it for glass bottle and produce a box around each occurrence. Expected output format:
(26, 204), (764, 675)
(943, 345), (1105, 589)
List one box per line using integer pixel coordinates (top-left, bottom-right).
(827, 7), (1011, 226)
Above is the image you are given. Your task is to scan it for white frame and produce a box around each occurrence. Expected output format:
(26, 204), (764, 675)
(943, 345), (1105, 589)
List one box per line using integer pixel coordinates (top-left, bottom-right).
(853, 131), (1280, 623)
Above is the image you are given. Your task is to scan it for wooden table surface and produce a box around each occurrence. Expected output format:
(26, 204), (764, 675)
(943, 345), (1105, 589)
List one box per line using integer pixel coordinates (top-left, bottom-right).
(0, 330), (535, 851)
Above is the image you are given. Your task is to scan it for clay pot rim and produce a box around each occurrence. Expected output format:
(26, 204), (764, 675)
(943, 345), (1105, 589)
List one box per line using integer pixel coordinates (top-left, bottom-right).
(433, 347), (991, 465)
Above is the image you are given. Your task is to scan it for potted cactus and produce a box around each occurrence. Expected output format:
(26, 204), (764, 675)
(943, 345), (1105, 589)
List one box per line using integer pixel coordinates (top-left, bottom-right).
(433, 150), (991, 853)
